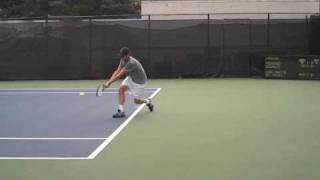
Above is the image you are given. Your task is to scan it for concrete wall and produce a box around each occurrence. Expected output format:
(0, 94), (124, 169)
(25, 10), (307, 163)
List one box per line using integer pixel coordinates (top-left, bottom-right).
(141, 0), (320, 19)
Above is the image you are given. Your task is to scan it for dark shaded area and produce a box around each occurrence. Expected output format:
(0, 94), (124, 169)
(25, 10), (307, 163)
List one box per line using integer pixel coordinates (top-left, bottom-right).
(0, 16), (316, 80)
(309, 15), (320, 55)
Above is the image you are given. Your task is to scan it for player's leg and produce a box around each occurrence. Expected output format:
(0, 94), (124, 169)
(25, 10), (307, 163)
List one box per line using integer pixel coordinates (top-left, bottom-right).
(113, 78), (130, 118)
(118, 85), (128, 111)
(132, 85), (154, 112)
(134, 98), (153, 112)
(133, 98), (147, 104)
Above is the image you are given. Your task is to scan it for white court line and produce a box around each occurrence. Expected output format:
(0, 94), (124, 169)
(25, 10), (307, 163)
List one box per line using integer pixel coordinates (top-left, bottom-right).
(0, 157), (89, 160)
(0, 90), (157, 95)
(88, 88), (162, 159)
(0, 138), (107, 160)
(0, 91), (156, 95)
(0, 138), (108, 160)
(0, 138), (107, 140)
(0, 92), (117, 95)
(0, 88), (158, 91)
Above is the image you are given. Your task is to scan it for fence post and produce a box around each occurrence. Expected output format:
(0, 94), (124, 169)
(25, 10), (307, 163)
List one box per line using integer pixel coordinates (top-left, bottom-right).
(45, 14), (49, 74)
(267, 13), (270, 50)
(222, 21), (225, 77)
(147, 15), (151, 78)
(206, 13), (210, 76)
(89, 17), (93, 78)
(305, 15), (310, 54)
(249, 20), (252, 77)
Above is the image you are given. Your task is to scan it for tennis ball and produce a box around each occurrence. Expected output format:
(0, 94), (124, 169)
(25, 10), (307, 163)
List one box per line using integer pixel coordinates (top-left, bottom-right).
(79, 92), (85, 96)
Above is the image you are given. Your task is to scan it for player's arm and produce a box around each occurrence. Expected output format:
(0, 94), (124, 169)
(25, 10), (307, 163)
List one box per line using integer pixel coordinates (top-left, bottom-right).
(104, 68), (126, 88)
(109, 68), (121, 80)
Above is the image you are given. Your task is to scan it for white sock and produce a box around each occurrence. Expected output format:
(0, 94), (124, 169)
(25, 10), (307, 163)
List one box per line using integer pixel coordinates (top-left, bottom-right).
(118, 105), (124, 112)
(145, 99), (151, 104)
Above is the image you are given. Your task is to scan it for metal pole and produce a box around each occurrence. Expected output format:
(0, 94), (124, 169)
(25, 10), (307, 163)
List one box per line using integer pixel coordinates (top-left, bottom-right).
(45, 6), (49, 74)
(267, 13), (270, 50)
(46, 0), (49, 17)
(89, 17), (93, 78)
(249, 20), (252, 77)
(222, 21), (225, 77)
(206, 13), (210, 76)
(148, 15), (151, 78)
(306, 15), (309, 54)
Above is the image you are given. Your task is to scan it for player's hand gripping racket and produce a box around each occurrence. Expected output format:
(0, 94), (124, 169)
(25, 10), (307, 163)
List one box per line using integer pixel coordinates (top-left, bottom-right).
(96, 84), (106, 97)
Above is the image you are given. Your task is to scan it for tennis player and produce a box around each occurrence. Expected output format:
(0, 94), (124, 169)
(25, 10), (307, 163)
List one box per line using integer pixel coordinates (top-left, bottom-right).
(104, 47), (154, 118)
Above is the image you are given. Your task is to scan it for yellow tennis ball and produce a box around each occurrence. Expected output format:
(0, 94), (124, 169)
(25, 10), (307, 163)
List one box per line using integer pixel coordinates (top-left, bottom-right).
(79, 92), (85, 96)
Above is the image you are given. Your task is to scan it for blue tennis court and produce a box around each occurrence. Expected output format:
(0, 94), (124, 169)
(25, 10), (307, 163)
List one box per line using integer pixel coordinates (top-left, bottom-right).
(0, 88), (160, 159)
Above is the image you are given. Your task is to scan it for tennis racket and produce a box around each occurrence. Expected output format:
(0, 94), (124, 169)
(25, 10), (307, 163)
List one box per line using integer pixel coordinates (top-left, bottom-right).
(96, 84), (105, 97)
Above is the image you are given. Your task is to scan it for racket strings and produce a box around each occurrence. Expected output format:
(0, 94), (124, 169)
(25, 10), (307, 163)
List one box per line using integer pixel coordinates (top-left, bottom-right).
(96, 84), (105, 97)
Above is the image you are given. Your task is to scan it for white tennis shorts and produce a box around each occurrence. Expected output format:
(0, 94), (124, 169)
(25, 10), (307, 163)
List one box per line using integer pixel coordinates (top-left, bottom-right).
(121, 76), (145, 98)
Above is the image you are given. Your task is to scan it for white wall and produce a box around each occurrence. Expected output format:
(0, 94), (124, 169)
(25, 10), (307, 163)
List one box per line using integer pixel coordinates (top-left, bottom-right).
(141, 0), (320, 19)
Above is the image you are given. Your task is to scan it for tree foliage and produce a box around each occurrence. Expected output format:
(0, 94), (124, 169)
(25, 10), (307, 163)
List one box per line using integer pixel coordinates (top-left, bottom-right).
(0, 0), (140, 18)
